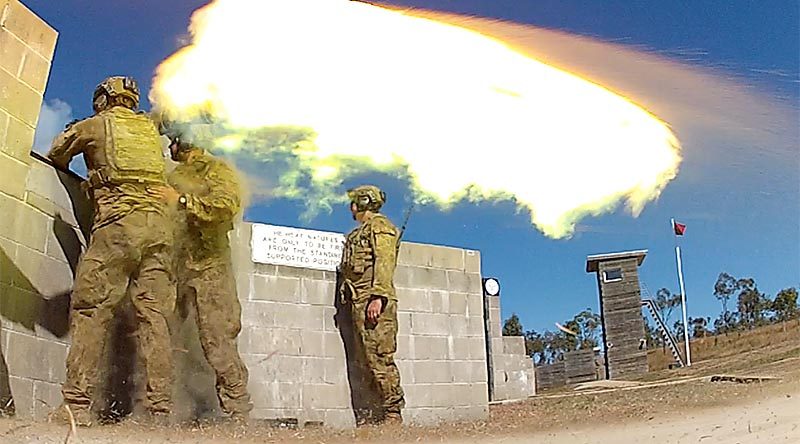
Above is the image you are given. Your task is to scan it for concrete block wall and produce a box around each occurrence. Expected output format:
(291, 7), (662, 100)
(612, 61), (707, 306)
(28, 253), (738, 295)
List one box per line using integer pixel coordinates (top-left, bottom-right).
(484, 294), (536, 401)
(230, 224), (489, 427)
(0, 0), (77, 421)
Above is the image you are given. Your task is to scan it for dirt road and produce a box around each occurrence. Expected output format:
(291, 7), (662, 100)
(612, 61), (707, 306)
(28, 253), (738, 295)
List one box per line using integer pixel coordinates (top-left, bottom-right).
(441, 388), (800, 444)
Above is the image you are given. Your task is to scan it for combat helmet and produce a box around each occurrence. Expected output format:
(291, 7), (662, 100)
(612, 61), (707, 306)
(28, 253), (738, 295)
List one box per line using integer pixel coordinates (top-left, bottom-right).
(93, 76), (140, 113)
(348, 185), (386, 212)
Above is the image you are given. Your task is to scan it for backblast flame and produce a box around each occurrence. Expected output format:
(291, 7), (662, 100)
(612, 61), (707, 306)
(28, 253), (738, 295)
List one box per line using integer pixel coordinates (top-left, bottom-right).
(151, 0), (682, 239)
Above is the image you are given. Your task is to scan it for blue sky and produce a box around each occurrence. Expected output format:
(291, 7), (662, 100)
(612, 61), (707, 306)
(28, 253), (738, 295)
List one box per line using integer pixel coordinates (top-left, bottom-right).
(25, 0), (799, 334)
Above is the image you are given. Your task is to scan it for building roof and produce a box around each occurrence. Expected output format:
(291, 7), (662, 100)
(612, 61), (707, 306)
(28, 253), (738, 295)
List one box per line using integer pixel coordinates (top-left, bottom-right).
(585, 249), (648, 273)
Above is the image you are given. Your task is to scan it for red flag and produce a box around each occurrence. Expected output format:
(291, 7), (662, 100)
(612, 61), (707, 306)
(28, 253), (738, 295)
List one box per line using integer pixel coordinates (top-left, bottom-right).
(673, 220), (686, 236)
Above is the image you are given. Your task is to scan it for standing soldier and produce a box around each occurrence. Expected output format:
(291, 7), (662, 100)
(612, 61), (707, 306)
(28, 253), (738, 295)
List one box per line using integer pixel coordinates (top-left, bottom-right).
(47, 76), (175, 426)
(148, 137), (252, 420)
(339, 185), (405, 425)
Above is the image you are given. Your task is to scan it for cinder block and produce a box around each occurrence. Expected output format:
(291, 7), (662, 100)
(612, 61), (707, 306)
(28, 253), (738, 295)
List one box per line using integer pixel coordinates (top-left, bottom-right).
(396, 359), (413, 384)
(301, 357), (326, 384)
(300, 305), (326, 331)
(230, 223), (255, 274)
(396, 266), (448, 291)
(300, 330), (324, 356)
(396, 311), (412, 334)
(269, 302), (305, 329)
(6, 331), (67, 383)
(323, 358), (347, 385)
(14, 244), (72, 296)
(464, 250), (481, 274)
(323, 409), (356, 429)
(275, 264), (327, 280)
(412, 360), (453, 384)
(322, 306), (338, 332)
(403, 383), (434, 408)
(252, 275), (300, 303)
(240, 327), (302, 356)
(410, 312), (450, 336)
(2, 0), (58, 60)
(468, 337), (487, 361)
(466, 293), (483, 318)
(0, 28), (25, 75)
(488, 294), (500, 309)
(396, 334), (413, 360)
(0, 152), (29, 199)
(396, 288), (429, 312)
(8, 376), (33, 418)
(18, 48), (50, 93)
(300, 278), (335, 306)
(33, 380), (61, 420)
(4, 114), (34, 160)
(302, 383), (350, 410)
(0, 237), (17, 285)
(235, 273), (252, 301)
(0, 68), (42, 127)
(503, 336), (527, 356)
(323, 331), (345, 358)
(448, 315), (469, 338)
(0, 110), (8, 149)
(11, 205), (49, 253)
(240, 301), (275, 328)
(412, 336), (448, 360)
(253, 263), (276, 276)
(447, 271), (482, 294)
(447, 292), (468, 315)
(449, 337), (471, 362)
(429, 290), (448, 313)
(398, 243), (465, 271)
(467, 316), (485, 337)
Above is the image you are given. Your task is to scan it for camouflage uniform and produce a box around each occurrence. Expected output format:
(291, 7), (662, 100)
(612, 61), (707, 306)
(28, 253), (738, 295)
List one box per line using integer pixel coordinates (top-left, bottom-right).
(168, 148), (252, 416)
(339, 186), (405, 421)
(47, 77), (175, 423)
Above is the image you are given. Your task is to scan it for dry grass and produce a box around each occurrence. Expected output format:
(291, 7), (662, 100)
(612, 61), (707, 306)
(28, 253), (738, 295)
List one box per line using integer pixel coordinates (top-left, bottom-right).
(648, 319), (800, 371)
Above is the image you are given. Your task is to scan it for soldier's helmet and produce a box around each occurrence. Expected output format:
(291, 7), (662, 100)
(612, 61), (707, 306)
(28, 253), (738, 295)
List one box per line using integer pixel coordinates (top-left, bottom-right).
(93, 76), (140, 113)
(347, 185), (386, 212)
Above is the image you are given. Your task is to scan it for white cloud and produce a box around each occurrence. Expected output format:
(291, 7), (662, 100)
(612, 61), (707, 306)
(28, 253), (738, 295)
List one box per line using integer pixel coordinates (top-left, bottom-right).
(32, 99), (87, 176)
(33, 99), (75, 153)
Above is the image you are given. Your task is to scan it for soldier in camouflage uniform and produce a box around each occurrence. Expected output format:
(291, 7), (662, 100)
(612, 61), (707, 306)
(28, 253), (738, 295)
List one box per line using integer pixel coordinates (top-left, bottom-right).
(148, 137), (252, 419)
(47, 77), (175, 426)
(339, 185), (405, 424)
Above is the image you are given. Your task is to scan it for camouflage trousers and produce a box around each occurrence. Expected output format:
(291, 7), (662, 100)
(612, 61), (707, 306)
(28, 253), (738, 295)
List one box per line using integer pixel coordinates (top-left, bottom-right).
(174, 254), (251, 415)
(63, 211), (175, 414)
(350, 296), (405, 414)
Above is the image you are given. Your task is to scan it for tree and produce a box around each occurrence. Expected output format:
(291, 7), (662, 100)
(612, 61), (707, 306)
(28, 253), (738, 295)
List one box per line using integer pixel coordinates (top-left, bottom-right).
(690, 317), (710, 338)
(713, 311), (738, 334)
(736, 278), (770, 329)
(772, 288), (799, 322)
(568, 309), (602, 350)
(655, 288), (681, 327)
(673, 319), (685, 341)
(714, 272), (737, 326)
(524, 330), (546, 364)
(502, 313), (524, 336)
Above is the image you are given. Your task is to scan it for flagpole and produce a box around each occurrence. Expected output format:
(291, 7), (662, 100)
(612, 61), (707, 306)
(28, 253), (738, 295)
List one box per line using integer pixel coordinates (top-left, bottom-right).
(672, 218), (692, 366)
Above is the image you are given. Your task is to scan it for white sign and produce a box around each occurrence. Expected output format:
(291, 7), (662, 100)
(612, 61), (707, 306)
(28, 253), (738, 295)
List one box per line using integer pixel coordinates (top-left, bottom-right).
(251, 224), (345, 271)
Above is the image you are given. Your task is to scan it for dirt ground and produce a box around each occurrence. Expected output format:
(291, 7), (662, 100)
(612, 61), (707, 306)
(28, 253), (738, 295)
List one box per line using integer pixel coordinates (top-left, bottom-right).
(2, 342), (798, 443)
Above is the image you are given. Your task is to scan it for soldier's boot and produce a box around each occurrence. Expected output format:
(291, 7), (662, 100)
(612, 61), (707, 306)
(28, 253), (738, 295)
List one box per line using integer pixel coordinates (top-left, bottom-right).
(48, 403), (94, 427)
(383, 411), (403, 426)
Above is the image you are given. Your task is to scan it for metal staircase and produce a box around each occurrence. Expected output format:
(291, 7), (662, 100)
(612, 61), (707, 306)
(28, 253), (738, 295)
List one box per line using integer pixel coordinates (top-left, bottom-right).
(640, 290), (685, 367)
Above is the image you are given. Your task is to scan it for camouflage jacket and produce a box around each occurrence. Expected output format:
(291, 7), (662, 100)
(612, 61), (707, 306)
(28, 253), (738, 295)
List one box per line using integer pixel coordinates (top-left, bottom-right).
(340, 214), (399, 302)
(47, 107), (167, 231)
(168, 151), (242, 260)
